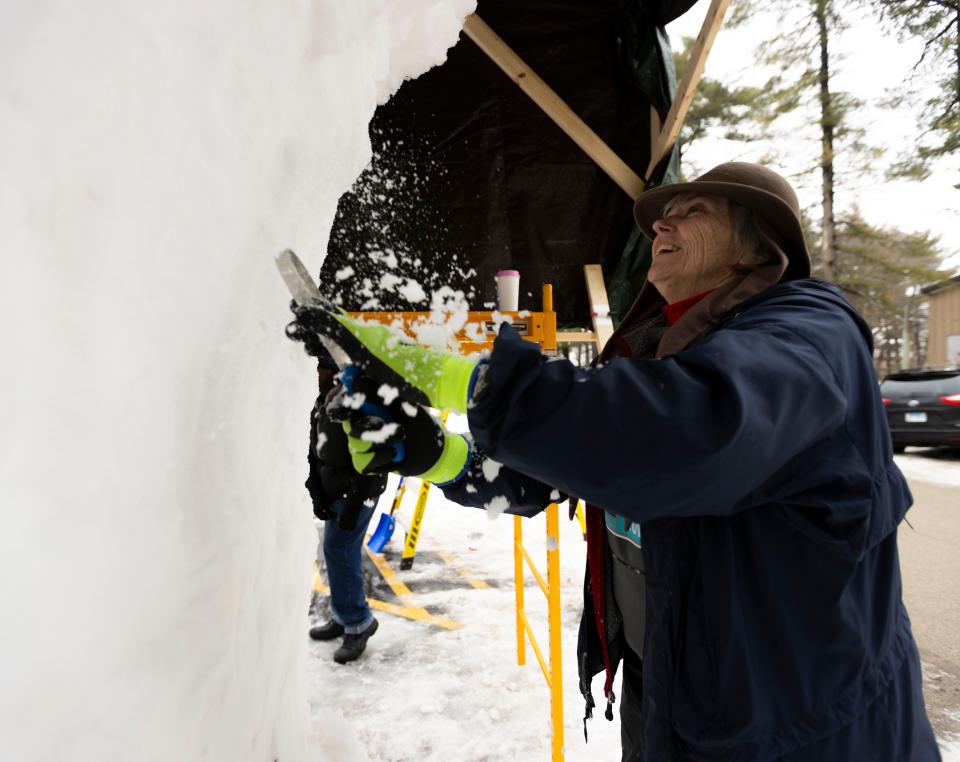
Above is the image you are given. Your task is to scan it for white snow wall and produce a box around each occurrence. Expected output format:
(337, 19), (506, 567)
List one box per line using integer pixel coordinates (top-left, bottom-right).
(0, 2), (475, 760)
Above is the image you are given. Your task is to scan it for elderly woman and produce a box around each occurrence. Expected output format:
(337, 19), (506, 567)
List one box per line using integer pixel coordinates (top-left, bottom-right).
(291, 163), (938, 761)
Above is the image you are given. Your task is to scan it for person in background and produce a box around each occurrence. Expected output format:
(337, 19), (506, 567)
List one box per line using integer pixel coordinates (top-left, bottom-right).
(287, 319), (386, 664)
(290, 162), (940, 760)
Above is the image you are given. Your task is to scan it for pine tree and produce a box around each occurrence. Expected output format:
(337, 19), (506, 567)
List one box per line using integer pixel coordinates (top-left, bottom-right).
(754, 0), (884, 280)
(678, 0), (890, 279)
(875, 0), (960, 181)
(673, 2), (952, 374)
(828, 211), (948, 373)
(673, 36), (772, 160)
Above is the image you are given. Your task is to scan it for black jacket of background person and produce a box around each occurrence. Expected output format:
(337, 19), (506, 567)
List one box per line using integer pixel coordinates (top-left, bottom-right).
(440, 278), (939, 761)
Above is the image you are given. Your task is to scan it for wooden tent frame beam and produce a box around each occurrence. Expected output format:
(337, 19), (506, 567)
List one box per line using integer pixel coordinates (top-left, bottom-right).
(462, 1), (730, 199)
(583, 264), (614, 351)
(645, 0), (731, 179)
(462, 14), (646, 199)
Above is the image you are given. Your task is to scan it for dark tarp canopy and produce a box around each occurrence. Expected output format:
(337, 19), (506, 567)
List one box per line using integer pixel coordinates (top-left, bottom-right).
(320, 0), (696, 326)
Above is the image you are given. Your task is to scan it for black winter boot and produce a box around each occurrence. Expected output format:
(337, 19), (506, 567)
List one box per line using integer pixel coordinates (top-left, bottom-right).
(333, 618), (379, 664)
(309, 620), (345, 641)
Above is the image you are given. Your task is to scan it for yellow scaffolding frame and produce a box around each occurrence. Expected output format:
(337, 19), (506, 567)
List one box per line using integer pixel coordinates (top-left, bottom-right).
(514, 505), (565, 762)
(504, 283), (565, 761)
(357, 283), (568, 760)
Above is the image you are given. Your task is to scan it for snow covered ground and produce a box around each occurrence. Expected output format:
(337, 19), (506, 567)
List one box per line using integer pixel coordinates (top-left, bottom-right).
(305, 439), (960, 761)
(307, 473), (624, 761)
(895, 449), (960, 490)
(941, 735), (960, 762)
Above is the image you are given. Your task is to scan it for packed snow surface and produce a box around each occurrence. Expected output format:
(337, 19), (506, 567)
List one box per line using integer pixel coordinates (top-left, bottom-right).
(0, 1), (474, 760)
(308, 472), (626, 761)
(895, 450), (960, 489)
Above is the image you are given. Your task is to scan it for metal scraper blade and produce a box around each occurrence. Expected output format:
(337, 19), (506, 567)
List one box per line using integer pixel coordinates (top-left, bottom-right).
(275, 249), (352, 368)
(275, 248), (322, 305)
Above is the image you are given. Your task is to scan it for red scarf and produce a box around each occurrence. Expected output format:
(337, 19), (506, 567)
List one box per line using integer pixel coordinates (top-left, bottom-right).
(661, 289), (716, 326)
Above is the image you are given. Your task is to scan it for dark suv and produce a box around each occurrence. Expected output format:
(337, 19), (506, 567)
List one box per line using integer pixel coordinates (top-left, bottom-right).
(881, 367), (960, 452)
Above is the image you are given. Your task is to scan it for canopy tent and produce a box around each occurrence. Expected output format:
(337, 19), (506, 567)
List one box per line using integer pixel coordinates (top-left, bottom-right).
(319, 0), (726, 328)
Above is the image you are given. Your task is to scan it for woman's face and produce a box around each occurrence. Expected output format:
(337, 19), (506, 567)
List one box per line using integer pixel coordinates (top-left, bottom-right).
(647, 194), (741, 303)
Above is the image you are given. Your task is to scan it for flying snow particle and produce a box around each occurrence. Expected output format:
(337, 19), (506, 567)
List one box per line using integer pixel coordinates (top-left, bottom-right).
(546, 535), (558, 551)
(340, 392), (366, 410)
(397, 279), (427, 303)
(361, 422), (399, 443)
(379, 272), (403, 292)
(485, 495), (509, 519)
(335, 266), (355, 281)
(379, 248), (400, 269)
(549, 489), (561, 501)
(463, 321), (486, 343)
(377, 383), (399, 404)
(481, 458), (503, 482)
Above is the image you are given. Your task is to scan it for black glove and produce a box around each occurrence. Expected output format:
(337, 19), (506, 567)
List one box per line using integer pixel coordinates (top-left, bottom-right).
(306, 384), (387, 529)
(327, 372), (469, 483)
(286, 300), (338, 371)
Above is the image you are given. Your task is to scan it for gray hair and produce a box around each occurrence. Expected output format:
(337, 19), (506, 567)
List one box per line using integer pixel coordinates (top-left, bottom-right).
(661, 193), (775, 272)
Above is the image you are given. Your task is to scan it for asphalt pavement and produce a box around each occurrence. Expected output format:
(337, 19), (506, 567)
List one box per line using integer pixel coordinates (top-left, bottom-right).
(897, 448), (960, 743)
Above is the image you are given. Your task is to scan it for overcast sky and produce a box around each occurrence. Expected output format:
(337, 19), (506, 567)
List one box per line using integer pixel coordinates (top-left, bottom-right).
(667, 0), (960, 271)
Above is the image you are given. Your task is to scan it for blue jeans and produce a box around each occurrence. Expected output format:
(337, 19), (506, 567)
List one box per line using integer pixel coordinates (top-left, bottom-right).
(321, 498), (377, 634)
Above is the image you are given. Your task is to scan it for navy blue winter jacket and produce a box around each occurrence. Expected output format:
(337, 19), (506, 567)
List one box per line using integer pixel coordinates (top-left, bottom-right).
(442, 279), (938, 761)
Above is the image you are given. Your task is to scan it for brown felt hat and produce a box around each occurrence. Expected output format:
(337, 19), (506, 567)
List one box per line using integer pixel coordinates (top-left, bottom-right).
(634, 162), (811, 280)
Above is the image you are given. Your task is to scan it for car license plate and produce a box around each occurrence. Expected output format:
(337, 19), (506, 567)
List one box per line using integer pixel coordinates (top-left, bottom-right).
(904, 412), (927, 423)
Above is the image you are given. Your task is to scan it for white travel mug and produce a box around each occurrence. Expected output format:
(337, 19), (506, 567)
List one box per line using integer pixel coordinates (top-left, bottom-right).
(495, 269), (520, 312)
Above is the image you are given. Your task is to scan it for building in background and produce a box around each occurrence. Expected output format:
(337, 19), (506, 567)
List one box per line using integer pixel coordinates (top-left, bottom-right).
(922, 274), (960, 367)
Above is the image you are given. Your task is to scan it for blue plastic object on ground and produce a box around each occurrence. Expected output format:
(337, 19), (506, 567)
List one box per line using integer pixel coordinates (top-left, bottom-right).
(367, 476), (406, 553)
(366, 513), (396, 553)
